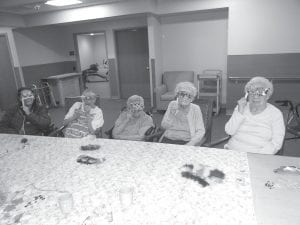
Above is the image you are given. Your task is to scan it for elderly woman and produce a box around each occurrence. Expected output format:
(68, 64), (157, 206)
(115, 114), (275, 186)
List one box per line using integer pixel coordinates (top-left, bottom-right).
(112, 95), (154, 141)
(225, 76), (285, 154)
(0, 87), (51, 135)
(63, 90), (103, 138)
(161, 82), (205, 146)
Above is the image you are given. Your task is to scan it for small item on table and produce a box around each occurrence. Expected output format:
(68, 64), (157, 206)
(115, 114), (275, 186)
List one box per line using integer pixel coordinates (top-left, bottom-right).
(273, 166), (300, 175)
(20, 138), (28, 144)
(180, 163), (225, 187)
(80, 144), (101, 151)
(76, 155), (106, 165)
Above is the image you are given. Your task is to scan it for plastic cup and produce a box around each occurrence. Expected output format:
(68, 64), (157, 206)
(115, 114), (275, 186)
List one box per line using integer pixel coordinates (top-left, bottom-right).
(119, 187), (134, 210)
(58, 192), (74, 216)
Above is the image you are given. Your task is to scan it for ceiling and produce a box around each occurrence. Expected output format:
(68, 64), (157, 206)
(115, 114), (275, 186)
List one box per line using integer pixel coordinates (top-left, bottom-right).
(0, 0), (131, 15)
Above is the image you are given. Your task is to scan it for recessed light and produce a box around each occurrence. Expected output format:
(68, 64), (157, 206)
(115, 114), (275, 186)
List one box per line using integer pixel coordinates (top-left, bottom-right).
(90, 33), (94, 36)
(45, 0), (82, 7)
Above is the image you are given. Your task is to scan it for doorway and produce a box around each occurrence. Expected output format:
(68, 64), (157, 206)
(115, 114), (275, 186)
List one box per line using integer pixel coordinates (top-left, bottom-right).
(115, 27), (150, 99)
(75, 32), (110, 98)
(0, 34), (18, 110)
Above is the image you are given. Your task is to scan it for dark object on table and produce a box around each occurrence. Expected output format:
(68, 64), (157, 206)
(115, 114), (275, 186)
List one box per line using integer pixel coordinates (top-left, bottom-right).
(21, 138), (28, 144)
(77, 155), (105, 165)
(209, 169), (225, 179)
(80, 144), (101, 151)
(181, 171), (210, 187)
(273, 166), (300, 175)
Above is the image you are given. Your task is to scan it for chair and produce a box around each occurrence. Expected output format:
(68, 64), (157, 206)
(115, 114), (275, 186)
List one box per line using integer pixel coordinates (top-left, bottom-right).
(156, 71), (195, 110)
(157, 98), (213, 146)
(49, 95), (103, 138)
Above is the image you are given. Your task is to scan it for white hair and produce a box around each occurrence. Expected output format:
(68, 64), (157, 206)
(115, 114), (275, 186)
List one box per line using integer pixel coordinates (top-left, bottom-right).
(244, 76), (274, 98)
(175, 82), (197, 98)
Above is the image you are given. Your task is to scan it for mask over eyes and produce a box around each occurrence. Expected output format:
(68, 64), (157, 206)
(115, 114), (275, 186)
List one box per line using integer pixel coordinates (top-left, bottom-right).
(247, 87), (269, 96)
(129, 102), (144, 111)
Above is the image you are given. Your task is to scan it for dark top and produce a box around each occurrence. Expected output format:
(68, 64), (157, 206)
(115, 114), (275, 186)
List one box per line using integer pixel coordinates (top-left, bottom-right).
(0, 103), (51, 135)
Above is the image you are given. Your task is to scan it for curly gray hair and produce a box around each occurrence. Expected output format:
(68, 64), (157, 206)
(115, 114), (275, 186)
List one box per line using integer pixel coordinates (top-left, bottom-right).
(127, 95), (144, 107)
(175, 82), (197, 98)
(244, 76), (274, 98)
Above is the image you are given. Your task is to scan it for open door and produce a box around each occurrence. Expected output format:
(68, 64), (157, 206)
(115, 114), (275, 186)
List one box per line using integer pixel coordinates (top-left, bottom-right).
(115, 27), (150, 99)
(0, 34), (18, 110)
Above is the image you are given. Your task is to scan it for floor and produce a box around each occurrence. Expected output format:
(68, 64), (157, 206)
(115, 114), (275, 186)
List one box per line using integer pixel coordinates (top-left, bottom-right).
(49, 99), (300, 158)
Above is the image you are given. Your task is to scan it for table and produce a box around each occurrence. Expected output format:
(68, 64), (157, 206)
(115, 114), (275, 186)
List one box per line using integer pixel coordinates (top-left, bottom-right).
(0, 134), (296, 225)
(248, 154), (300, 225)
(45, 73), (81, 107)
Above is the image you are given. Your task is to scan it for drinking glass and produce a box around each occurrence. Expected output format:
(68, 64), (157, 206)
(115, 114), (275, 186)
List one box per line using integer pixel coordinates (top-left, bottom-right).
(119, 187), (134, 210)
(58, 192), (74, 216)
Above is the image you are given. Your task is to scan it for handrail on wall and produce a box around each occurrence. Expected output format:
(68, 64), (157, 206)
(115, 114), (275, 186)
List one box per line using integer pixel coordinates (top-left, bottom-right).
(228, 76), (300, 82)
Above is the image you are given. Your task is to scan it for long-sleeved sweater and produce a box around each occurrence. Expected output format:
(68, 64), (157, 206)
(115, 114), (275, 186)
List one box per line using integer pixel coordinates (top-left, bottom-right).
(225, 103), (285, 154)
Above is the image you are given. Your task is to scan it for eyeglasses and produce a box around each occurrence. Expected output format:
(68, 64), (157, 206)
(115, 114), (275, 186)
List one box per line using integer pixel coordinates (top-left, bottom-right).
(248, 88), (269, 97)
(177, 92), (194, 99)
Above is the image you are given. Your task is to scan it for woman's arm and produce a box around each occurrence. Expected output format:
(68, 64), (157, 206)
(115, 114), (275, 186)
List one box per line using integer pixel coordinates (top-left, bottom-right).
(63, 102), (81, 126)
(161, 101), (177, 129)
(261, 110), (286, 154)
(186, 106), (205, 146)
(112, 111), (131, 138)
(225, 106), (246, 135)
(26, 106), (51, 129)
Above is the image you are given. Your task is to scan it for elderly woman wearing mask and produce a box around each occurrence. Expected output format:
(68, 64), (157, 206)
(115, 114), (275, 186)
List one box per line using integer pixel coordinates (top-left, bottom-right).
(225, 76), (285, 154)
(112, 95), (154, 141)
(160, 82), (205, 146)
(0, 87), (51, 135)
(63, 90), (104, 138)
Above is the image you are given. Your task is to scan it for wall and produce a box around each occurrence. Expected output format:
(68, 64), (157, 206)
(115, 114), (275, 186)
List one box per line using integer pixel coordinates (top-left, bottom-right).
(64, 16), (148, 98)
(0, 27), (24, 87)
(148, 15), (163, 106)
(77, 35), (95, 70)
(226, 0), (300, 113)
(160, 9), (228, 103)
(13, 25), (76, 85)
(93, 34), (107, 66)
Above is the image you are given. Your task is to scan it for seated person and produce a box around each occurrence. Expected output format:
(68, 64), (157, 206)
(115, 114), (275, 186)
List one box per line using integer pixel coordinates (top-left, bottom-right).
(0, 87), (51, 135)
(63, 90), (104, 138)
(225, 76), (285, 154)
(161, 82), (205, 146)
(112, 95), (154, 141)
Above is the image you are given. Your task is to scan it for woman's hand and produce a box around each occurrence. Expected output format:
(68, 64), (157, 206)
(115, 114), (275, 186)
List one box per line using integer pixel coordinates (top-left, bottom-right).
(237, 97), (247, 114)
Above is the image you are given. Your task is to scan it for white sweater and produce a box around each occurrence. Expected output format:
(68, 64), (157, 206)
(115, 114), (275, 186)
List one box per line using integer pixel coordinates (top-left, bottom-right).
(225, 103), (285, 154)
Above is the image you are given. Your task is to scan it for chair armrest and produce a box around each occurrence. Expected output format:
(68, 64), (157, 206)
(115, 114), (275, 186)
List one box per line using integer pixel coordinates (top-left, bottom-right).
(203, 136), (230, 148)
(155, 84), (167, 95)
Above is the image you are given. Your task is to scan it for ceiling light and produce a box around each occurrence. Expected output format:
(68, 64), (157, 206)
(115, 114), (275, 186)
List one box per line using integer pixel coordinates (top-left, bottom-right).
(45, 0), (82, 7)
(90, 33), (94, 36)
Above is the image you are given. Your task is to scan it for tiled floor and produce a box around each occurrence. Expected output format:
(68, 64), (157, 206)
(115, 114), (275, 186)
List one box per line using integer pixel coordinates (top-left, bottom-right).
(49, 99), (300, 157)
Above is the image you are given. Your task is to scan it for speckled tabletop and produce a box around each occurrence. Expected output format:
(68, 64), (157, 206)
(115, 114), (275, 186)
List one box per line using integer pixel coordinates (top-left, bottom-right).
(0, 134), (257, 225)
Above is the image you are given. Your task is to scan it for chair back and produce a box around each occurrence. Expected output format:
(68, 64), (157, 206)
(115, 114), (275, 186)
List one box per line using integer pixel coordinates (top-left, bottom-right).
(193, 98), (213, 145)
(163, 71), (194, 92)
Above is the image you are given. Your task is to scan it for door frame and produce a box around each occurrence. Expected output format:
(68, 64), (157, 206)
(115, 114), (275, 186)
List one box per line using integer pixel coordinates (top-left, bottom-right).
(114, 26), (152, 103)
(0, 34), (19, 107)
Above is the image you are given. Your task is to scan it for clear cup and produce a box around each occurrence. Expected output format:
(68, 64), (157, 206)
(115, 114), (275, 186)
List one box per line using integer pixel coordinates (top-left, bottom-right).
(119, 187), (134, 211)
(58, 192), (74, 216)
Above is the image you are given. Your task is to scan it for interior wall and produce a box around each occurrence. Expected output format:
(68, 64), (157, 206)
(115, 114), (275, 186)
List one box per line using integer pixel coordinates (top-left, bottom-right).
(13, 25), (76, 85)
(93, 34), (107, 66)
(0, 27), (24, 87)
(77, 35), (95, 70)
(226, 0), (300, 113)
(160, 9), (228, 103)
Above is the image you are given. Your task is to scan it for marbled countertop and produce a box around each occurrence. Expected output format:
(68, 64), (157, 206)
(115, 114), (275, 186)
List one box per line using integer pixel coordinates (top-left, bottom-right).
(0, 134), (257, 225)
